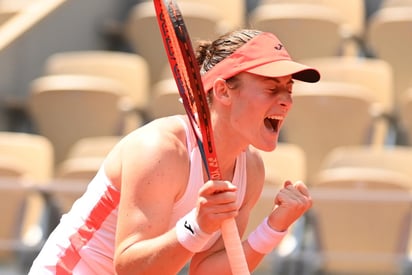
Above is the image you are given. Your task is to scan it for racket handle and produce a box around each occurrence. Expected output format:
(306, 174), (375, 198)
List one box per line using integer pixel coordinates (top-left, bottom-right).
(221, 218), (250, 275)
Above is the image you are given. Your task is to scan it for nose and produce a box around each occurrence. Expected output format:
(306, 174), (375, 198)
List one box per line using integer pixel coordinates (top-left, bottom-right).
(276, 92), (293, 110)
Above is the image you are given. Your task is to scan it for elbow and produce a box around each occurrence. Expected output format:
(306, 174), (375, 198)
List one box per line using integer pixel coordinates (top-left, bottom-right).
(113, 253), (125, 275)
(114, 249), (149, 275)
(114, 250), (135, 275)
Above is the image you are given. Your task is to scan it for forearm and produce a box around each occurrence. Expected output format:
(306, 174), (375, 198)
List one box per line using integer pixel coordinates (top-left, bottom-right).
(115, 228), (193, 275)
(189, 238), (268, 275)
(190, 218), (287, 275)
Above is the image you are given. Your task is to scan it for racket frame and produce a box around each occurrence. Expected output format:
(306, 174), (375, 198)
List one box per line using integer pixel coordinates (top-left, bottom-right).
(153, 0), (250, 274)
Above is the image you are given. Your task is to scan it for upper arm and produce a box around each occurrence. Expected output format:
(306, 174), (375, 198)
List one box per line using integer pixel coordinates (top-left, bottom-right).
(114, 123), (189, 255)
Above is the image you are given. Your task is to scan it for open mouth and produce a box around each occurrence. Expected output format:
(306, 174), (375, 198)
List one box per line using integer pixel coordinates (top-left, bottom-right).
(264, 115), (283, 132)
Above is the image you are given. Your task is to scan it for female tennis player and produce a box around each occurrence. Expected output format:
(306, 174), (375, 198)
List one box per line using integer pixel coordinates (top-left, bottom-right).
(29, 29), (319, 274)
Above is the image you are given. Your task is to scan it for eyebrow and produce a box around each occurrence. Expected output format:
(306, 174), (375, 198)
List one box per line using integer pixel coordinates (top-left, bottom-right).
(263, 77), (294, 85)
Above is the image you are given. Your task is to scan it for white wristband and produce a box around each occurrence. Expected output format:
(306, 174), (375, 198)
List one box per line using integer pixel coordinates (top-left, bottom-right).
(247, 217), (287, 254)
(176, 209), (214, 253)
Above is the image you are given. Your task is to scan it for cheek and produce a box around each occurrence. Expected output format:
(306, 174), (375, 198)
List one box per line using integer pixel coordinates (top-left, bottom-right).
(232, 99), (266, 127)
(230, 88), (268, 120)
(233, 95), (258, 113)
(230, 101), (252, 126)
(287, 97), (294, 112)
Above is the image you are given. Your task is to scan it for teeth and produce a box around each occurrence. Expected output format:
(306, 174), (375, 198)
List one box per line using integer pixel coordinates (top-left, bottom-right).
(267, 115), (284, 120)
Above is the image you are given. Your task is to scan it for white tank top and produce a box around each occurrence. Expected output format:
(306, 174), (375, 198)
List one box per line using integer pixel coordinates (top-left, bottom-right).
(170, 116), (247, 224)
(29, 116), (247, 274)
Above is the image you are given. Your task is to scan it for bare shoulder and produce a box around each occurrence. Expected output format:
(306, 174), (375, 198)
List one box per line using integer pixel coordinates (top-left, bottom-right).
(243, 146), (265, 207)
(246, 146), (265, 180)
(112, 116), (191, 249)
(124, 116), (188, 153)
(105, 115), (189, 190)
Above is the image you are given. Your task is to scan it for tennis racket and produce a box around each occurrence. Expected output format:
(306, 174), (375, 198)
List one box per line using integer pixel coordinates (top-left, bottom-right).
(153, 0), (249, 274)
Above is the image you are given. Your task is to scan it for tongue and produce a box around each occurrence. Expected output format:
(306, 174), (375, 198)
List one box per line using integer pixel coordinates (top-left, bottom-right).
(264, 118), (275, 132)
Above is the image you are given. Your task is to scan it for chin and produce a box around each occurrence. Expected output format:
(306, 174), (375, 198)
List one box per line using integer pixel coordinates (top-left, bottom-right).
(254, 139), (278, 152)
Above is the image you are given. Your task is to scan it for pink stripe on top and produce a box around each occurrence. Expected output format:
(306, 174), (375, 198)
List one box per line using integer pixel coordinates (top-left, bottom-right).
(56, 184), (120, 274)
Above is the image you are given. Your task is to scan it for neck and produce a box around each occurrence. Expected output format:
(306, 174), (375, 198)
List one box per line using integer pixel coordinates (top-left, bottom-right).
(210, 114), (247, 181)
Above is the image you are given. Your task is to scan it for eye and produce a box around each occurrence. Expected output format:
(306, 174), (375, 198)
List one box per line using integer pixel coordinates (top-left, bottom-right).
(268, 87), (292, 94)
(267, 87), (280, 93)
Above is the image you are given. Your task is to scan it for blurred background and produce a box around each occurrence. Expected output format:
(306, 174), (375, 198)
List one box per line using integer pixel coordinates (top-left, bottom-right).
(2, 0), (412, 274)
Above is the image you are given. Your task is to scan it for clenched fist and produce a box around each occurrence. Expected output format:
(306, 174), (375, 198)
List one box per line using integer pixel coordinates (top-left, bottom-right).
(268, 180), (312, 232)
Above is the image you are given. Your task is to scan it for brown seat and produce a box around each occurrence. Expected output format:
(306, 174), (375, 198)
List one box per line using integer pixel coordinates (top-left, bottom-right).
(308, 167), (412, 274)
(281, 81), (377, 184)
(28, 74), (131, 166)
(399, 87), (412, 145)
(301, 56), (395, 145)
(248, 3), (345, 60)
(258, 0), (365, 54)
(124, 1), (228, 86)
(0, 131), (54, 273)
(44, 50), (150, 122)
(149, 78), (185, 119)
(366, 6), (412, 109)
(320, 144), (412, 181)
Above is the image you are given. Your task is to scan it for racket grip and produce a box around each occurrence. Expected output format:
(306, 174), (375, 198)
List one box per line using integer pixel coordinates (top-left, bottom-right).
(221, 218), (250, 275)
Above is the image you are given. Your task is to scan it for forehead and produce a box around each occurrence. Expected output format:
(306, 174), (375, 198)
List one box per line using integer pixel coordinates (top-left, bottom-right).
(239, 72), (293, 85)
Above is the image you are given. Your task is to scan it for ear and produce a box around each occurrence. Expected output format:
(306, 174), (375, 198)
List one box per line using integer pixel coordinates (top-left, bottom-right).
(212, 78), (231, 105)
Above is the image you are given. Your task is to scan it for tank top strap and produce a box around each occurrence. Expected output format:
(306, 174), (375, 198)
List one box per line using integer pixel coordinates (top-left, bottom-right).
(175, 116), (197, 157)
